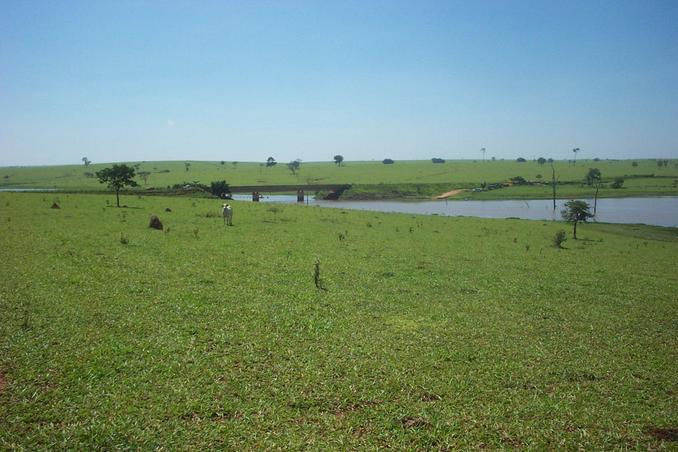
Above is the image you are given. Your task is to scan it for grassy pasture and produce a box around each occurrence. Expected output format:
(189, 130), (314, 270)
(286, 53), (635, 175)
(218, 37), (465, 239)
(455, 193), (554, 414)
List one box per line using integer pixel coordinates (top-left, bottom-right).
(1, 159), (677, 200)
(1, 192), (677, 449)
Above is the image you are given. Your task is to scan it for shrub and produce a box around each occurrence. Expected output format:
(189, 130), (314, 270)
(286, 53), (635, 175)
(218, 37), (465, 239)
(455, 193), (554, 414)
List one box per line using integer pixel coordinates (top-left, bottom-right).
(631, 161), (638, 167)
(553, 230), (567, 248)
(510, 176), (527, 185)
(431, 158), (445, 164)
(516, 157), (526, 163)
(210, 180), (231, 198)
(382, 159), (395, 164)
(611, 177), (624, 189)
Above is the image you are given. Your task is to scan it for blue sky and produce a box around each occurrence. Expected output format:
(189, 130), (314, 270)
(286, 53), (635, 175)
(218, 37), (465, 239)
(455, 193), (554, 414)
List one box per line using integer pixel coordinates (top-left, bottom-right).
(1, 0), (677, 166)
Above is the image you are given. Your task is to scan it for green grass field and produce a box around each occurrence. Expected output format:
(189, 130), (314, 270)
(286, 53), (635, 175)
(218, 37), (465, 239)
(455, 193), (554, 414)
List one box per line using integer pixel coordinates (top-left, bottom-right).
(1, 192), (677, 449)
(2, 159), (677, 200)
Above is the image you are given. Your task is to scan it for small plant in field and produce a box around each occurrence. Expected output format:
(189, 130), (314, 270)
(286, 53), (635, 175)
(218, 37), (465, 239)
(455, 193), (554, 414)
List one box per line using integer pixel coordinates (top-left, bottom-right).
(120, 233), (129, 245)
(314, 258), (327, 291)
(553, 230), (567, 248)
(21, 307), (31, 330)
(193, 228), (199, 239)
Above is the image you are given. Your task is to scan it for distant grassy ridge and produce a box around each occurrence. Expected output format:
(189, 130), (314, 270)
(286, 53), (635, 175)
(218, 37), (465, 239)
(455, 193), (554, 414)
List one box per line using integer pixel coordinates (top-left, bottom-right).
(1, 159), (676, 199)
(1, 192), (676, 449)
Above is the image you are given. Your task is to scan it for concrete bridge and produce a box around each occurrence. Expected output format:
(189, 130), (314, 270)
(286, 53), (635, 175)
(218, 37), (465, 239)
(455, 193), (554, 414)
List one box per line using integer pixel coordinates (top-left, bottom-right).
(229, 184), (351, 199)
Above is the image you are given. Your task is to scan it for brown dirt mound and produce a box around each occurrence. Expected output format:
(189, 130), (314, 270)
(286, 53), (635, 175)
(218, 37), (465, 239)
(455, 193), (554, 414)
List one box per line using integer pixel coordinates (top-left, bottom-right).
(149, 215), (163, 230)
(50, 202), (61, 209)
(647, 427), (678, 442)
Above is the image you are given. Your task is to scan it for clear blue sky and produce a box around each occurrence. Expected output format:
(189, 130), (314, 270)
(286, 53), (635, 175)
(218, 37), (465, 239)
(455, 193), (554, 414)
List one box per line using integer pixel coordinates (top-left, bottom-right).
(1, 0), (677, 166)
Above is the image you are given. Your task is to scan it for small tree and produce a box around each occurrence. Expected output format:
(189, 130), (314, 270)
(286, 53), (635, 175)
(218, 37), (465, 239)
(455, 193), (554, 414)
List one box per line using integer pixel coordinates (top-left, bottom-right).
(516, 157), (526, 163)
(431, 157), (445, 164)
(382, 158), (395, 164)
(561, 200), (593, 239)
(585, 168), (601, 185)
(333, 155), (344, 166)
(266, 157), (277, 167)
(585, 168), (602, 215)
(138, 171), (151, 185)
(96, 164), (138, 207)
(611, 177), (624, 189)
(572, 147), (580, 163)
(82, 157), (91, 167)
(537, 157), (546, 165)
(551, 163), (558, 210)
(287, 159), (301, 175)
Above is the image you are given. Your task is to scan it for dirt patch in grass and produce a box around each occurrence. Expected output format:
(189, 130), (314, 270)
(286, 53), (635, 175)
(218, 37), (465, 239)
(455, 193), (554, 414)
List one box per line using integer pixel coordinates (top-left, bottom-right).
(646, 427), (678, 442)
(401, 416), (431, 429)
(435, 189), (465, 199)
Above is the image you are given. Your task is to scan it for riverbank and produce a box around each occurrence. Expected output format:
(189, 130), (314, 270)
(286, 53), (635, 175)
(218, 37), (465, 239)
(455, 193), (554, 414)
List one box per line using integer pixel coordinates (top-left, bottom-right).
(336, 177), (678, 201)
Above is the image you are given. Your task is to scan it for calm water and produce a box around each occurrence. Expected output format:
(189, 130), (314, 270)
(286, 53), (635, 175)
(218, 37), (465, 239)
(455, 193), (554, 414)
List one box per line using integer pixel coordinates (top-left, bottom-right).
(231, 194), (678, 227)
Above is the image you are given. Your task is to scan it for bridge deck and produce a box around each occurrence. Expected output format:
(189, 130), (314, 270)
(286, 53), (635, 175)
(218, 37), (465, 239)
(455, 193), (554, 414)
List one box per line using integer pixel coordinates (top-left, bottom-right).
(229, 184), (350, 193)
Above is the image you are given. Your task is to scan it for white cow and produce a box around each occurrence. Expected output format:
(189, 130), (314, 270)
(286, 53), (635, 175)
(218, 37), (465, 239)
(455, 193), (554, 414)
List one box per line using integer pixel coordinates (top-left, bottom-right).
(222, 203), (233, 226)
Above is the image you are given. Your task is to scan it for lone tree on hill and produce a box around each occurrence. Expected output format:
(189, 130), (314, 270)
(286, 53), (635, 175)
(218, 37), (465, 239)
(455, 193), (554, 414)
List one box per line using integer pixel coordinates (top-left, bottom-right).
(572, 147), (580, 163)
(561, 200), (593, 239)
(96, 164), (138, 207)
(333, 155), (344, 166)
(287, 159), (301, 175)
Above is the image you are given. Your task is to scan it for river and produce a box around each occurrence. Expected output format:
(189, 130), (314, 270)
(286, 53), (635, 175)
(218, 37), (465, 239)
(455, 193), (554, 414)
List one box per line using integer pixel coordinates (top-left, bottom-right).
(231, 194), (678, 227)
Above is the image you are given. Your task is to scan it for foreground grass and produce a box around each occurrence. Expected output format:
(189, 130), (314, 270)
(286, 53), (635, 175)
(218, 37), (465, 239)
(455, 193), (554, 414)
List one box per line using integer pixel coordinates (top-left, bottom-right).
(1, 193), (677, 449)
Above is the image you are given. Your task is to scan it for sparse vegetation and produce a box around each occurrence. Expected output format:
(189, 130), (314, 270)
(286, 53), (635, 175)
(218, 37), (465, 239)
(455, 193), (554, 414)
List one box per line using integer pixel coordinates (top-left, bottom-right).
(1, 159), (677, 201)
(1, 192), (676, 449)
